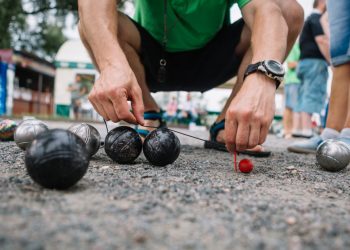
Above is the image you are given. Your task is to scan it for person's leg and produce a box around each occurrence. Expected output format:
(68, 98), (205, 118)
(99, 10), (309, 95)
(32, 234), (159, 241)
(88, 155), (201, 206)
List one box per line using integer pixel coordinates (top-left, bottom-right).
(324, 65), (349, 131)
(283, 85), (293, 138)
(285, 83), (300, 137)
(79, 12), (160, 119)
(215, 0), (304, 144)
(300, 112), (312, 137)
(292, 112), (301, 134)
(326, 0), (350, 140)
(283, 107), (293, 138)
(338, 64), (350, 136)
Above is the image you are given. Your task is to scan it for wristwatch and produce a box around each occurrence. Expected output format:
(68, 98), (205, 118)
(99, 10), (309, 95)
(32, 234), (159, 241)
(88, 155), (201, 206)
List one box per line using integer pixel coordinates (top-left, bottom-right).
(244, 60), (285, 89)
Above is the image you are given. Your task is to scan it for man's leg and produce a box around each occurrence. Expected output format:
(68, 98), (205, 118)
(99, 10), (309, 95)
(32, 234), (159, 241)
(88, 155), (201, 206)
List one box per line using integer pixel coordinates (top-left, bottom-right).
(215, 0), (304, 144)
(79, 12), (160, 121)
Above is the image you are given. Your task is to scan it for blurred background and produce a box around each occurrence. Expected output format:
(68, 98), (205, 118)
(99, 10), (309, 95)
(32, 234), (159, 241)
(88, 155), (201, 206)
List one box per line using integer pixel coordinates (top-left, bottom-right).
(0, 0), (321, 129)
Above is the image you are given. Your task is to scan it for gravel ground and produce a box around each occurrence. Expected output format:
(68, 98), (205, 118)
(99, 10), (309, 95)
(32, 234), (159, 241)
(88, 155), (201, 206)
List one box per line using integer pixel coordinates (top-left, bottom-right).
(0, 121), (350, 250)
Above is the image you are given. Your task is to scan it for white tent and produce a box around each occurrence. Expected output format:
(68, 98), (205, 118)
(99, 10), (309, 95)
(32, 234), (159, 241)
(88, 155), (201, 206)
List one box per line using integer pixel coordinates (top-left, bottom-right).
(54, 40), (97, 117)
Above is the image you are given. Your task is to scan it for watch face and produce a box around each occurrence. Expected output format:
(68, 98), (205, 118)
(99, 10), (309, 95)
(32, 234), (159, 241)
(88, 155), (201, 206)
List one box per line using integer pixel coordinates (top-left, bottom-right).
(265, 60), (285, 76)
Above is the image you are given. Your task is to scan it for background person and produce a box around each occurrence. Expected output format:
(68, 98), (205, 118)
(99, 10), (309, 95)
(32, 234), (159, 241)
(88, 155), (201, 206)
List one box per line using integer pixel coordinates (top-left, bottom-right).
(289, 0), (350, 154)
(292, 0), (329, 140)
(283, 43), (301, 139)
(67, 75), (83, 120)
(288, 0), (331, 153)
(164, 96), (178, 124)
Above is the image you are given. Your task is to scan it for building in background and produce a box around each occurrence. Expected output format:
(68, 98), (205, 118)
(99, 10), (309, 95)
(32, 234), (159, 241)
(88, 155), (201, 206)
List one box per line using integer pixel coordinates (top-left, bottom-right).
(0, 49), (55, 117)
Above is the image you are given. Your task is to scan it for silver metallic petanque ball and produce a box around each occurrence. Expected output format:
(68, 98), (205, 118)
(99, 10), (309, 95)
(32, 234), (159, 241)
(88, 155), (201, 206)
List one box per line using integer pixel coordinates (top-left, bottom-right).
(316, 139), (350, 172)
(68, 123), (101, 157)
(14, 119), (49, 150)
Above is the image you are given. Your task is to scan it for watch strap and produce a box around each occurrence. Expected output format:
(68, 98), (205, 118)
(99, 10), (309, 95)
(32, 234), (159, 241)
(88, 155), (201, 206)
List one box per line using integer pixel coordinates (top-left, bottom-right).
(243, 61), (281, 89)
(244, 62), (261, 80)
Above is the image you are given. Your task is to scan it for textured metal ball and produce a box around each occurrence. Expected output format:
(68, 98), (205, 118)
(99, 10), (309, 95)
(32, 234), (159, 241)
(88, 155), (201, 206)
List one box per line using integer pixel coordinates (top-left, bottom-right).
(316, 139), (350, 172)
(143, 128), (181, 167)
(68, 123), (101, 157)
(14, 120), (49, 150)
(104, 126), (142, 164)
(25, 129), (90, 190)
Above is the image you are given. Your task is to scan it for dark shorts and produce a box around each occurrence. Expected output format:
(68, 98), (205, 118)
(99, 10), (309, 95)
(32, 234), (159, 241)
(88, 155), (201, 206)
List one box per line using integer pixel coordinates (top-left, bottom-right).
(131, 18), (245, 92)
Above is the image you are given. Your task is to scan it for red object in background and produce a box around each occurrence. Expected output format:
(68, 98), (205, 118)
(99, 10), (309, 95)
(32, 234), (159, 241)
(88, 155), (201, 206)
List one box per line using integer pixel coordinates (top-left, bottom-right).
(239, 159), (254, 173)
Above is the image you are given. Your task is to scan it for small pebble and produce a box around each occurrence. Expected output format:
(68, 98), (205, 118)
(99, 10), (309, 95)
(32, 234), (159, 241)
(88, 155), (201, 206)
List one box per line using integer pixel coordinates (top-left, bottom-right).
(286, 216), (297, 225)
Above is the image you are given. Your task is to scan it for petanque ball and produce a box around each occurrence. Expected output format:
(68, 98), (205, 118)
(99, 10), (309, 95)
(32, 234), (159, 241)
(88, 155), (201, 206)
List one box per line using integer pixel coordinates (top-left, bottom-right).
(68, 123), (101, 157)
(104, 126), (142, 164)
(25, 129), (90, 189)
(0, 119), (17, 141)
(14, 119), (49, 150)
(316, 139), (350, 172)
(143, 128), (181, 167)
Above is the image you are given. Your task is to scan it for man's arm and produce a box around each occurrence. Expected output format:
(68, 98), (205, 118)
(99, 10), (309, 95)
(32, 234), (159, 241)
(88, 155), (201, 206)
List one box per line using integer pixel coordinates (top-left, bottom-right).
(225, 0), (291, 152)
(78, 0), (144, 124)
(315, 35), (330, 63)
(311, 14), (331, 62)
(317, 12), (330, 63)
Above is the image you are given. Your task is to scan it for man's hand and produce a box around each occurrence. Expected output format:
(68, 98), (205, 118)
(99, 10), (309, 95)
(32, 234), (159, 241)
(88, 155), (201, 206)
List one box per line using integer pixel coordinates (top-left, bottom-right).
(225, 73), (275, 152)
(89, 65), (144, 125)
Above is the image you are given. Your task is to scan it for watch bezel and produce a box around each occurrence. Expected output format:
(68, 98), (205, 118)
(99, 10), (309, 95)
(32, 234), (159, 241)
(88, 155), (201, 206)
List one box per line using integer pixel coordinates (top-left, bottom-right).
(263, 60), (285, 77)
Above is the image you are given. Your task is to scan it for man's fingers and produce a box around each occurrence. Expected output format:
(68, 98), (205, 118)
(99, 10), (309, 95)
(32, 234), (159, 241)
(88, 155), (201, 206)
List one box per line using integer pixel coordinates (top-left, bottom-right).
(130, 87), (145, 125)
(259, 124), (269, 145)
(225, 119), (237, 153)
(235, 122), (250, 151)
(111, 90), (137, 124)
(248, 123), (260, 149)
(89, 94), (109, 120)
(102, 100), (119, 122)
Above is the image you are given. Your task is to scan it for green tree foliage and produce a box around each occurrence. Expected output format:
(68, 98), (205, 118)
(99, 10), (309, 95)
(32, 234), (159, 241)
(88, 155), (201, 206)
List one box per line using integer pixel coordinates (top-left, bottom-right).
(0, 0), (132, 61)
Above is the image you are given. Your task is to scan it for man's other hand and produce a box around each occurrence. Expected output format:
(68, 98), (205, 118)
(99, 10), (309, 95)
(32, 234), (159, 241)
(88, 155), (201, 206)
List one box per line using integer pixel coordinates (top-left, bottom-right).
(225, 73), (275, 152)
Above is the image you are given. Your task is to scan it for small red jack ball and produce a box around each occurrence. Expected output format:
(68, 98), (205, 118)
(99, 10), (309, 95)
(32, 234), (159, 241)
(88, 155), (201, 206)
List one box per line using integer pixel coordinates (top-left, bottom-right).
(239, 159), (254, 173)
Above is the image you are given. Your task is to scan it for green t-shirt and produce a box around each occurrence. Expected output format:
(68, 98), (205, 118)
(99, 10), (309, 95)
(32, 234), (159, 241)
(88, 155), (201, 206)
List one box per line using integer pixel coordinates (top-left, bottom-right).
(134, 0), (251, 52)
(285, 44), (301, 84)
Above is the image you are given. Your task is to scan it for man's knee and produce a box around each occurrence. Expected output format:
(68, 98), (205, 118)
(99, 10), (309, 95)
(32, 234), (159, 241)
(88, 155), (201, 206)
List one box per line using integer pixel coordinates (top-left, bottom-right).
(78, 21), (86, 42)
(280, 0), (304, 38)
(117, 11), (141, 51)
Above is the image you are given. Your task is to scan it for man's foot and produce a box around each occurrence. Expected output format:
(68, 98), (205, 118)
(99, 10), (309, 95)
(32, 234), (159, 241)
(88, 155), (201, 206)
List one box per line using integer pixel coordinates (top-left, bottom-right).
(337, 137), (350, 150)
(287, 135), (323, 154)
(292, 133), (313, 139)
(135, 110), (166, 138)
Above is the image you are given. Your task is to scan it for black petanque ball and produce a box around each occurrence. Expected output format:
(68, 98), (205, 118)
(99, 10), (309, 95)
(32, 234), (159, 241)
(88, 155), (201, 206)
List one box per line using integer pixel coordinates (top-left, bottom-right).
(25, 129), (90, 190)
(143, 128), (181, 167)
(68, 123), (101, 157)
(104, 126), (142, 164)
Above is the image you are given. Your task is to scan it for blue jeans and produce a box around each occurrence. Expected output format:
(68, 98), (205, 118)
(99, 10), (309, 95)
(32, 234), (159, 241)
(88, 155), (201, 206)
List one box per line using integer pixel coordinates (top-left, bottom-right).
(295, 59), (329, 114)
(284, 83), (299, 111)
(327, 0), (350, 66)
